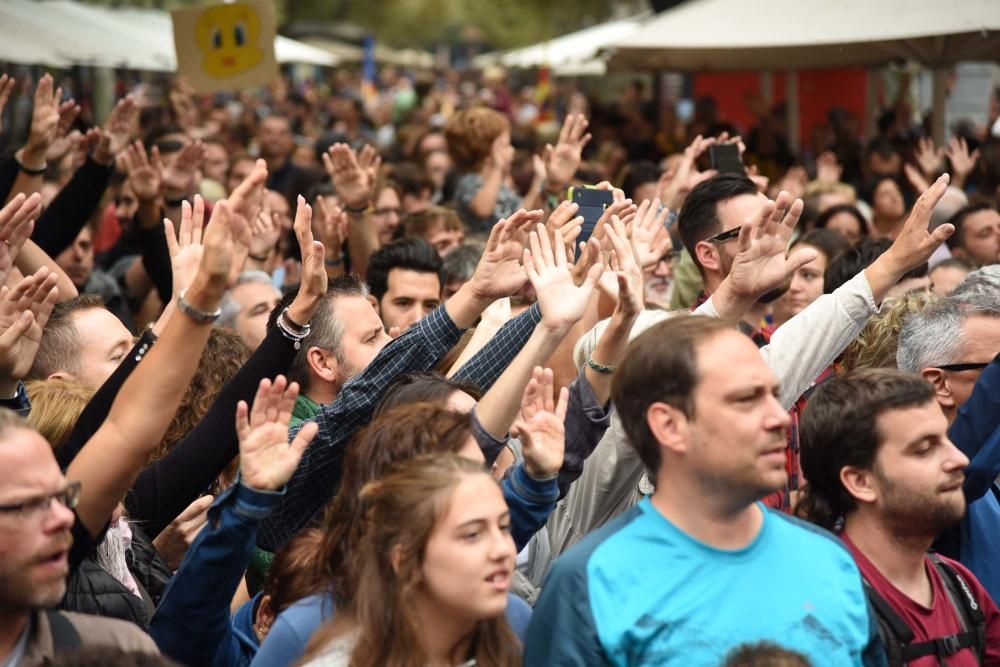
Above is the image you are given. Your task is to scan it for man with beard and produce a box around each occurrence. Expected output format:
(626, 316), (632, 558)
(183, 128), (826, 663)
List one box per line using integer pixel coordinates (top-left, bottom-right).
(798, 369), (1000, 666)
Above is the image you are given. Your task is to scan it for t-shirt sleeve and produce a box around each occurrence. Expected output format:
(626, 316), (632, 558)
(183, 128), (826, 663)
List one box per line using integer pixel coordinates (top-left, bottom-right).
(523, 557), (608, 666)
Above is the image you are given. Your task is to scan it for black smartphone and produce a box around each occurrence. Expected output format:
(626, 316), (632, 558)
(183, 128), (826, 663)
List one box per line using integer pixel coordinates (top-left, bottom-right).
(569, 186), (614, 252)
(709, 143), (744, 174)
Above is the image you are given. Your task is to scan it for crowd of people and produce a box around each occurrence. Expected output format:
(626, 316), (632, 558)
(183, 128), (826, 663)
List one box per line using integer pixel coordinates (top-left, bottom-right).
(0, 61), (998, 667)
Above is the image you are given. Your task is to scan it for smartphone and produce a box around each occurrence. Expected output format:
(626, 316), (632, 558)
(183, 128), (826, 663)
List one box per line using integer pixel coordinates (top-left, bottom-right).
(709, 143), (743, 174)
(569, 186), (614, 253)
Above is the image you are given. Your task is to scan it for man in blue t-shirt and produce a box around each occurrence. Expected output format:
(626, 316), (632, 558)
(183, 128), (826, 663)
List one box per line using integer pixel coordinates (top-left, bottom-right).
(525, 315), (885, 666)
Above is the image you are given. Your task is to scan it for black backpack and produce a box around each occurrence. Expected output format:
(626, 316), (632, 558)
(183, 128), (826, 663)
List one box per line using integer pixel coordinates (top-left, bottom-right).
(863, 554), (986, 666)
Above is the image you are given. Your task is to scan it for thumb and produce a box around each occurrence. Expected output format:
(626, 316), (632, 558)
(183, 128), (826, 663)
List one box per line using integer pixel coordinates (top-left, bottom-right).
(930, 223), (955, 247)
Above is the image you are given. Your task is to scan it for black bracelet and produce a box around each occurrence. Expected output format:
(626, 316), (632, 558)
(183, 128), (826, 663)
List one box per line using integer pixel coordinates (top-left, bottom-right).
(344, 203), (369, 215)
(16, 158), (46, 176)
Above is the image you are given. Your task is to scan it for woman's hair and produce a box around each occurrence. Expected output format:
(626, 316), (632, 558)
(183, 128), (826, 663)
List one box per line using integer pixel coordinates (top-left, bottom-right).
(156, 328), (250, 462)
(791, 228), (851, 265)
(839, 291), (936, 372)
(296, 403), (476, 607)
(262, 528), (327, 617)
(813, 204), (868, 239)
(303, 454), (520, 667)
(374, 371), (481, 417)
(398, 206), (465, 241)
(445, 107), (510, 172)
(24, 379), (95, 450)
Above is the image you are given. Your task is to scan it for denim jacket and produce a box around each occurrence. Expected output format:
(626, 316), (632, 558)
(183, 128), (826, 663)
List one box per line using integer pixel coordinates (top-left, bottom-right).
(150, 480), (283, 667)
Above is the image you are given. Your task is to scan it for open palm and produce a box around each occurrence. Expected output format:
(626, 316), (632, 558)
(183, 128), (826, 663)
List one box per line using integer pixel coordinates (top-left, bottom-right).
(526, 224), (602, 332)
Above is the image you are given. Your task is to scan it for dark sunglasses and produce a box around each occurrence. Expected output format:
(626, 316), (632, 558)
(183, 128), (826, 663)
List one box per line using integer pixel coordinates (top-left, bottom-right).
(936, 352), (1000, 373)
(704, 226), (741, 244)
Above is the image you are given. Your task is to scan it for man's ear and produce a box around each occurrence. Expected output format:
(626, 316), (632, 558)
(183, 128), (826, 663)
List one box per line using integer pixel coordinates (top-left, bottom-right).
(840, 465), (877, 505)
(694, 240), (720, 274)
(646, 402), (689, 457)
(921, 367), (955, 410)
(47, 371), (75, 382)
(306, 346), (338, 385)
(367, 294), (379, 313)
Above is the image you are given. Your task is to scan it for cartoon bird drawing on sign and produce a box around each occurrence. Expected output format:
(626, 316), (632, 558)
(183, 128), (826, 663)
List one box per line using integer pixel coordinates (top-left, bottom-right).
(195, 3), (263, 78)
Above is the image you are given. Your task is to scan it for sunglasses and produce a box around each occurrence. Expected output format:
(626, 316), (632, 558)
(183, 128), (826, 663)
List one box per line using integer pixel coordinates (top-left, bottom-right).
(704, 226), (741, 244)
(936, 352), (1000, 373)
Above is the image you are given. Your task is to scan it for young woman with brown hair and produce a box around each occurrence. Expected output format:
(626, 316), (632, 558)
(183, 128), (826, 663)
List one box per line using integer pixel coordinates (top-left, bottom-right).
(301, 454), (520, 667)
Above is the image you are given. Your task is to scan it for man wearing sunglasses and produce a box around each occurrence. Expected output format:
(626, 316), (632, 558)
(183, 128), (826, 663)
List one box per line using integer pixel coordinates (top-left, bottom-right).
(0, 410), (156, 662)
(896, 293), (1000, 601)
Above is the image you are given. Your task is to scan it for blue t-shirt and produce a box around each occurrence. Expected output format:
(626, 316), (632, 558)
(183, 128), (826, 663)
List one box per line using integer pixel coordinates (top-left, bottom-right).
(251, 591), (533, 667)
(525, 498), (884, 666)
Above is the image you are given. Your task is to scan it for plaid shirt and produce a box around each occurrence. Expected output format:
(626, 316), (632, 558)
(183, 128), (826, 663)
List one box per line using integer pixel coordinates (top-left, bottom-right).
(257, 303), (543, 551)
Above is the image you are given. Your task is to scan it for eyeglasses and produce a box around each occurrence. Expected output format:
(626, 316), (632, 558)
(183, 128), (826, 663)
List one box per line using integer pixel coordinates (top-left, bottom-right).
(0, 481), (81, 520)
(372, 207), (401, 218)
(704, 226), (741, 244)
(936, 353), (999, 373)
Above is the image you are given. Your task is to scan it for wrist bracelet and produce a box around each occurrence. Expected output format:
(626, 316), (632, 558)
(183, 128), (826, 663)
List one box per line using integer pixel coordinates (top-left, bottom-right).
(587, 353), (616, 375)
(177, 288), (222, 323)
(277, 309), (311, 349)
(325, 253), (345, 267)
(344, 203), (369, 215)
(16, 158), (46, 176)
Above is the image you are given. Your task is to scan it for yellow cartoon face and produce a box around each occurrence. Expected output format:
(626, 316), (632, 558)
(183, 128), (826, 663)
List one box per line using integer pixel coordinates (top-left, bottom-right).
(195, 3), (263, 78)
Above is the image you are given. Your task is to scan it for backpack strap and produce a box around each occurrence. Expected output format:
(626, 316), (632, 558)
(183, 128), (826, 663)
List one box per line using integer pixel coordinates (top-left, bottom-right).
(861, 576), (914, 666)
(45, 609), (82, 652)
(929, 554), (987, 661)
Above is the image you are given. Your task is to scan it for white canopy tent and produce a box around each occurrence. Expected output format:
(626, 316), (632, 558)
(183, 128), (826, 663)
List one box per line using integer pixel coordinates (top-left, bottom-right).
(474, 13), (649, 77)
(0, 0), (341, 70)
(605, 0), (1000, 144)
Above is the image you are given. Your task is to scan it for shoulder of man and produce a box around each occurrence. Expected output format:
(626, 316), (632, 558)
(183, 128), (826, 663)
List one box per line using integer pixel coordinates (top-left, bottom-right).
(61, 611), (158, 653)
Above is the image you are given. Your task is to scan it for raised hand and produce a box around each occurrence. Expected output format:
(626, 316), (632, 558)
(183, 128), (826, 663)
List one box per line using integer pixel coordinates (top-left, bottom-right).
(903, 162), (931, 195)
(44, 100), (81, 164)
(543, 200), (584, 260)
(605, 216), (645, 319)
(489, 133), (514, 173)
(121, 141), (163, 204)
(25, 74), (62, 158)
(511, 366), (568, 480)
(914, 137), (944, 178)
(945, 137), (979, 187)
(169, 78), (199, 132)
(286, 195), (327, 326)
(468, 209), (544, 300)
(877, 174), (955, 279)
(322, 143), (379, 210)
(236, 376), (319, 491)
(659, 134), (718, 209)
(164, 196), (206, 296)
(815, 151), (843, 184)
(726, 191), (816, 301)
(0, 74), (14, 134)
(525, 223), (603, 333)
(193, 200), (243, 293)
(249, 205), (281, 263)
(626, 199), (673, 271)
(544, 114), (591, 190)
(226, 159), (267, 282)
(151, 494), (213, 571)
(314, 195), (348, 260)
(0, 268), (60, 385)
(162, 140), (205, 200)
(92, 96), (137, 166)
(0, 193), (41, 287)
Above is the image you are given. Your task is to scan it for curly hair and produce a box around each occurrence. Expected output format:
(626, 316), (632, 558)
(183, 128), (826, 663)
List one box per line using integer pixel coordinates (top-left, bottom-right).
(839, 291), (936, 373)
(445, 107), (510, 172)
(155, 328), (250, 462)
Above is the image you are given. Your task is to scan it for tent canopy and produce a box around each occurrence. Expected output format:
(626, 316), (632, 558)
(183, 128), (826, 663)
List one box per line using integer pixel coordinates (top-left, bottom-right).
(474, 13), (649, 76)
(606, 0), (1000, 71)
(0, 0), (340, 71)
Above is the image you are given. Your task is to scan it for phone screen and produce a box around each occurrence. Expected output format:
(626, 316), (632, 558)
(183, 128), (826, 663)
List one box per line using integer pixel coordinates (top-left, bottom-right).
(709, 144), (744, 174)
(570, 187), (614, 254)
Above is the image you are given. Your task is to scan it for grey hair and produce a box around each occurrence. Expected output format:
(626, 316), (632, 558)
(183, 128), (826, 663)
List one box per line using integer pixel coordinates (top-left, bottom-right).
(896, 292), (1000, 372)
(217, 271), (276, 329)
(442, 243), (483, 284)
(950, 265), (1000, 300)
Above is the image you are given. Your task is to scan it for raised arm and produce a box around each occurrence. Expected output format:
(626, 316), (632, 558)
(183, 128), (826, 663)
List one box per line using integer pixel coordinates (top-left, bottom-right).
(323, 143), (380, 276)
(66, 200), (242, 536)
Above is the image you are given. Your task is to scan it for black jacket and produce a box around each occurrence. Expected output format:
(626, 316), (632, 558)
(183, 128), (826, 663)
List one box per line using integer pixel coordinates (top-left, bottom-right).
(60, 523), (172, 629)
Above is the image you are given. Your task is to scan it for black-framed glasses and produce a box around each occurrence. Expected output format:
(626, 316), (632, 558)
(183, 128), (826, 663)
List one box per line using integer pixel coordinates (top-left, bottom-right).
(704, 226), (741, 244)
(936, 352), (999, 373)
(0, 481), (81, 520)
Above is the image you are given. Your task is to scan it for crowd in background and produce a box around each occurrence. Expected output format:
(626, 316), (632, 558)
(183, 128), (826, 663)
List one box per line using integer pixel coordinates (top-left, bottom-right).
(0, 60), (997, 666)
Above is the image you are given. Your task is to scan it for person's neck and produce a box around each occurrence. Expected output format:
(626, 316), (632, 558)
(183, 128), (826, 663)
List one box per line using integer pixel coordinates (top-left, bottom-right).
(304, 383), (338, 408)
(844, 512), (932, 604)
(263, 154), (287, 174)
(0, 609), (29, 662)
(873, 215), (903, 239)
(650, 474), (764, 550)
(412, 594), (476, 667)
